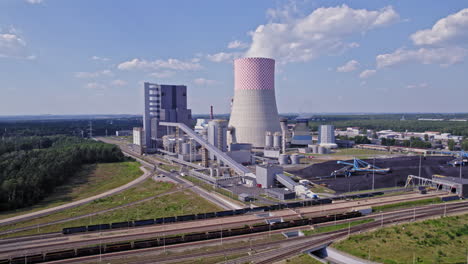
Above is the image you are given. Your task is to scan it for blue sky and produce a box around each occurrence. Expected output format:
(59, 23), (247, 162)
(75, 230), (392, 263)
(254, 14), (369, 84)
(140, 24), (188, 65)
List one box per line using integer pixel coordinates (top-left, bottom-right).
(0, 0), (467, 115)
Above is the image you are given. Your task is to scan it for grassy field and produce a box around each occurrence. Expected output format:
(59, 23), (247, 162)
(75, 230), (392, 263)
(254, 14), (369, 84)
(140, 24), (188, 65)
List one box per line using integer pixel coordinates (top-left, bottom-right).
(372, 197), (442, 212)
(3, 189), (221, 238)
(303, 219), (374, 236)
(0, 179), (175, 237)
(333, 213), (468, 264)
(283, 254), (324, 264)
(0, 161), (143, 220)
(342, 186), (409, 195)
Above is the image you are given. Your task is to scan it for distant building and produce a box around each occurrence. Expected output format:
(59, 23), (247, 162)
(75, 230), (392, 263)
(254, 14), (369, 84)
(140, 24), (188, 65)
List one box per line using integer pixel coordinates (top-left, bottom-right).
(115, 130), (132, 137)
(133, 127), (144, 146)
(291, 118), (312, 146)
(143, 82), (192, 150)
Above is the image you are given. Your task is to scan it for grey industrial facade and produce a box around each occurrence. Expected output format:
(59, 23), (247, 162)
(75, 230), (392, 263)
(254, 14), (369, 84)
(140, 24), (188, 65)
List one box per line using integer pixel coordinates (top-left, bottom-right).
(143, 82), (192, 150)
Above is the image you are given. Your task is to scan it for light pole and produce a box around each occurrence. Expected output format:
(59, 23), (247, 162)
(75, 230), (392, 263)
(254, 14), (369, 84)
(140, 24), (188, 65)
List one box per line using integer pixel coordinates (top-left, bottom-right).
(372, 156), (375, 190)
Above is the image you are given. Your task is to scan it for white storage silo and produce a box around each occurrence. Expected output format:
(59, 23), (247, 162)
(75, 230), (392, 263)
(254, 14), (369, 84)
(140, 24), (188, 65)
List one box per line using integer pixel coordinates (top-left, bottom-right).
(265, 132), (273, 148)
(273, 132), (282, 149)
(278, 154), (289, 165)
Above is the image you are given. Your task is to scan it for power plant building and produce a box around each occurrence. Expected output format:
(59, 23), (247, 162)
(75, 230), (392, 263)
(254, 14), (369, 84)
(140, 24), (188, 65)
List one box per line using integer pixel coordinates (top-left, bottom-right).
(319, 125), (337, 148)
(228, 57), (281, 148)
(291, 118), (312, 145)
(207, 119), (228, 159)
(143, 82), (192, 150)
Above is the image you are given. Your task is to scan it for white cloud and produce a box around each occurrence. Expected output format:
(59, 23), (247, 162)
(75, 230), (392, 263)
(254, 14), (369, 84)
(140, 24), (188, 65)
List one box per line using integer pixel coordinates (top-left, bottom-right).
(206, 52), (242, 63)
(337, 60), (359, 72)
(193, 78), (218, 86)
(74, 70), (113, 78)
(227, 40), (248, 49)
(411, 8), (468, 46)
(26, 0), (43, 4)
(245, 4), (399, 63)
(0, 32), (30, 59)
(117, 58), (202, 71)
(91, 56), (110, 62)
(348, 42), (360, 48)
(150, 71), (175, 78)
(111, 79), (127, 86)
(406, 83), (429, 89)
(359, 69), (376, 79)
(85, 82), (107, 90)
(376, 47), (467, 68)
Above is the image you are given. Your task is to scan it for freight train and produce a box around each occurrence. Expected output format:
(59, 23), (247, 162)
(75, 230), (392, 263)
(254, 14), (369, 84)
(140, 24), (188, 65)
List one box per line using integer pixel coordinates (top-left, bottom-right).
(0, 211), (362, 264)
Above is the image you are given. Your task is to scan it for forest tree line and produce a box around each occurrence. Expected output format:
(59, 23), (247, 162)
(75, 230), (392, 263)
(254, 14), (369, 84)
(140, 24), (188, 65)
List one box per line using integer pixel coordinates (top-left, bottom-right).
(0, 136), (127, 211)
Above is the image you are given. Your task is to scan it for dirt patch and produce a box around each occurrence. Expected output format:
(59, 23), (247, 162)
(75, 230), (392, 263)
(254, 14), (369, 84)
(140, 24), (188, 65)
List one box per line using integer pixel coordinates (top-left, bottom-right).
(292, 156), (468, 194)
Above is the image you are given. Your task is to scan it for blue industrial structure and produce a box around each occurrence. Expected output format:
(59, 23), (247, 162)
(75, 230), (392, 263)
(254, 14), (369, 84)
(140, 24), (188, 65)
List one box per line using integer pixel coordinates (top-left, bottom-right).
(332, 158), (391, 177)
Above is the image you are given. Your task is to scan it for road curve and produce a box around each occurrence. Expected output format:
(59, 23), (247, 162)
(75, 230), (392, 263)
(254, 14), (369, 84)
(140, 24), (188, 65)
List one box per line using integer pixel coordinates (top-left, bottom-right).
(0, 166), (152, 227)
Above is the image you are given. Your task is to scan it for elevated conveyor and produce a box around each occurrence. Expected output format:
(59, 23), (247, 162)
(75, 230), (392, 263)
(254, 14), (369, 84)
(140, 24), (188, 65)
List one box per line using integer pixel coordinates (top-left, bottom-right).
(275, 173), (298, 190)
(159, 122), (251, 176)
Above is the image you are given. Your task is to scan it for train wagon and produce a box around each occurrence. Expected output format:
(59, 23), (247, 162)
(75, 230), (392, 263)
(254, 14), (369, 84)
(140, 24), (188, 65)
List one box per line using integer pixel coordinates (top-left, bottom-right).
(134, 219), (155, 227)
(184, 232), (207, 242)
(10, 254), (43, 264)
(87, 224), (110, 232)
(162, 216), (176, 223)
(63, 226), (86, 235)
(204, 212), (216, 219)
(176, 214), (196, 222)
(105, 242), (132, 253)
(44, 249), (75, 262)
(228, 226), (251, 236)
(133, 238), (159, 249)
(111, 221), (132, 229)
(195, 213), (206, 219)
(0, 259), (9, 264)
(161, 235), (183, 245)
(251, 224), (270, 233)
(76, 246), (103, 257)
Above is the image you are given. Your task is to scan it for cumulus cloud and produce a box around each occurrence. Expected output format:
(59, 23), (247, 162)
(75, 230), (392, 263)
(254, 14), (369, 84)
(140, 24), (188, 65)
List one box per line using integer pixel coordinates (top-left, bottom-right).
(74, 70), (113, 78)
(85, 82), (107, 90)
(227, 40), (248, 49)
(193, 78), (218, 86)
(206, 52), (242, 62)
(376, 47), (467, 68)
(26, 0), (43, 4)
(111, 79), (127, 86)
(411, 8), (468, 46)
(337, 60), (359, 72)
(406, 83), (429, 89)
(118, 58), (201, 71)
(150, 71), (175, 78)
(245, 4), (399, 63)
(91, 56), (110, 62)
(0, 31), (32, 59)
(359, 69), (376, 79)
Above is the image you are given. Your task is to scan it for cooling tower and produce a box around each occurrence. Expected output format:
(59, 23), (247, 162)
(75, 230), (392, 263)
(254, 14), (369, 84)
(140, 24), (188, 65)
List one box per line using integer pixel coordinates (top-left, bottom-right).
(228, 57), (281, 148)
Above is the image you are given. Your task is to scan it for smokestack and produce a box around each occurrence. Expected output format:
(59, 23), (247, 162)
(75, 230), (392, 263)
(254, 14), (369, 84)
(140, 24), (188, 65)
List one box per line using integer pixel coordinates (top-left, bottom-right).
(210, 105), (214, 120)
(228, 57), (281, 148)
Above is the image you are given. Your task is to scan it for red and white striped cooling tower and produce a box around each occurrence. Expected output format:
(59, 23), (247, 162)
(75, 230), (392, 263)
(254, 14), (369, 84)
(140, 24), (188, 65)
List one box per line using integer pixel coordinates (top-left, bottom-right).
(228, 57), (281, 148)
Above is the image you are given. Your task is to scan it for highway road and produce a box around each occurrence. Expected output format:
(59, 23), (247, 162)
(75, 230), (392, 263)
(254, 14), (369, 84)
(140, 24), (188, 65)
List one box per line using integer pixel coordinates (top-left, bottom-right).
(0, 166), (152, 227)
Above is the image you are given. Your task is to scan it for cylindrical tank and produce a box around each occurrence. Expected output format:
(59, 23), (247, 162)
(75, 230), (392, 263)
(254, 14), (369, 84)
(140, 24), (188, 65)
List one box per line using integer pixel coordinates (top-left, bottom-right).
(318, 146), (326, 154)
(273, 132), (282, 149)
(265, 132), (273, 148)
(290, 154), (301, 164)
(278, 154), (289, 165)
(311, 145), (319, 154)
(228, 57), (281, 147)
(181, 143), (190, 155)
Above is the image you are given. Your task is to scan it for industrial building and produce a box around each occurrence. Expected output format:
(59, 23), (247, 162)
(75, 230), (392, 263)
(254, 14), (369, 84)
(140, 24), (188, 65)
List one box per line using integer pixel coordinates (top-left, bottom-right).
(228, 57), (281, 148)
(207, 119), (228, 160)
(318, 125), (337, 148)
(132, 127), (143, 146)
(432, 176), (468, 197)
(143, 82), (192, 150)
(291, 118), (312, 146)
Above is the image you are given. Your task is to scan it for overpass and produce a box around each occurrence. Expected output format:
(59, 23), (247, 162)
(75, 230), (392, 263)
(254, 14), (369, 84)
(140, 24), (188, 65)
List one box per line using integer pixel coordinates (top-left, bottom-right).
(159, 122), (252, 176)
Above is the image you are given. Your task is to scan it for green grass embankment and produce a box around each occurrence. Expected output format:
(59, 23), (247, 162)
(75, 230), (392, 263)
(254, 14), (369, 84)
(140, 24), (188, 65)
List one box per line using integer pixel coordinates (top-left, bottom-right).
(372, 197), (442, 212)
(333, 213), (468, 264)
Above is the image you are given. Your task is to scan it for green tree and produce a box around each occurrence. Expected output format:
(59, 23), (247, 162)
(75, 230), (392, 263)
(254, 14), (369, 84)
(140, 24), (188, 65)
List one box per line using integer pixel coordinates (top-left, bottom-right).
(448, 139), (456, 151)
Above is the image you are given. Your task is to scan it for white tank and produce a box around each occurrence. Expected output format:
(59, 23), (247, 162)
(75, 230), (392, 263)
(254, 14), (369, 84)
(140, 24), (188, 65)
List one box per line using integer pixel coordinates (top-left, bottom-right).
(291, 154), (301, 164)
(311, 145), (319, 154)
(265, 132), (273, 148)
(228, 58), (281, 147)
(181, 143), (191, 155)
(278, 154), (289, 165)
(273, 132), (282, 149)
(318, 146), (327, 154)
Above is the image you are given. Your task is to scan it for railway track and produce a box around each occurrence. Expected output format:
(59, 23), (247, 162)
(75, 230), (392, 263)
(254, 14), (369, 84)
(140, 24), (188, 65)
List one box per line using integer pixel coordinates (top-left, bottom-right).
(1, 201), (466, 263)
(45, 202), (468, 264)
(0, 194), (460, 257)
